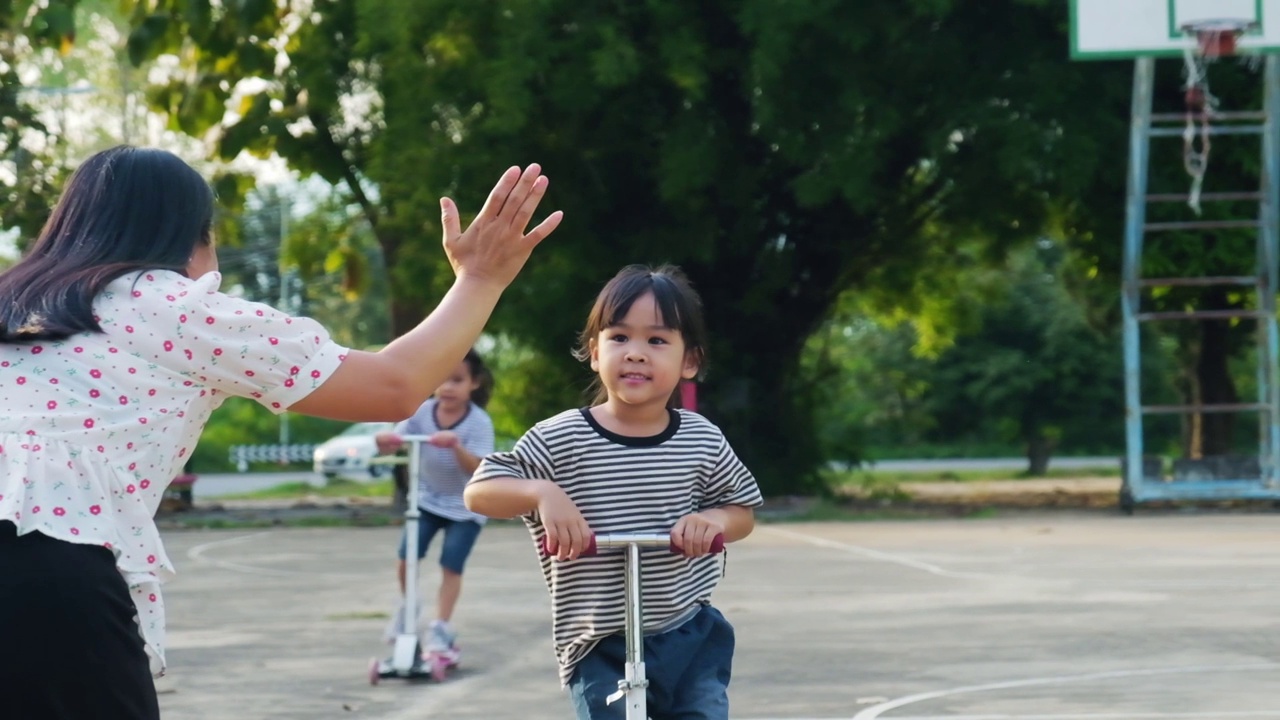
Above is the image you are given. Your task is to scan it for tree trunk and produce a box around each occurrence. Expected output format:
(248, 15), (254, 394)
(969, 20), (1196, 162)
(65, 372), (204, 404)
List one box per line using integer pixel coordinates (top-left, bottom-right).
(1196, 288), (1238, 456)
(1181, 356), (1203, 459)
(1025, 435), (1054, 477)
(371, 231), (430, 339)
(389, 293), (424, 340)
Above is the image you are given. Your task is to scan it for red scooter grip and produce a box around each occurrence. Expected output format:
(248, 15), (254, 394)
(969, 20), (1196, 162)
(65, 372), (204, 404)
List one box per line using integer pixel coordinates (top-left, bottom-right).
(540, 533), (725, 558)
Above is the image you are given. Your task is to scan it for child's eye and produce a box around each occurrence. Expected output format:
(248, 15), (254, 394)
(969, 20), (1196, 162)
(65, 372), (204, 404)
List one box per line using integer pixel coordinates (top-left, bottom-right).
(609, 333), (628, 343)
(649, 337), (668, 345)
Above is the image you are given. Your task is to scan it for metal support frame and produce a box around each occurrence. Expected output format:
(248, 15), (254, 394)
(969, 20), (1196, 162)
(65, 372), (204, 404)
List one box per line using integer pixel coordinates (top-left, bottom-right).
(1121, 55), (1280, 509)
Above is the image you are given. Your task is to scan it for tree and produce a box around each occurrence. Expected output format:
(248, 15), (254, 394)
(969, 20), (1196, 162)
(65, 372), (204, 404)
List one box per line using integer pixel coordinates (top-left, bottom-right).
(122, 0), (1143, 493)
(2, 0), (234, 244)
(926, 241), (1128, 475)
(0, 0), (80, 239)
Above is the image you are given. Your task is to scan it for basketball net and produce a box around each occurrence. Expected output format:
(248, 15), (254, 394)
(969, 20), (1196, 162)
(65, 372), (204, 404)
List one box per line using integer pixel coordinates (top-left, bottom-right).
(1179, 21), (1255, 215)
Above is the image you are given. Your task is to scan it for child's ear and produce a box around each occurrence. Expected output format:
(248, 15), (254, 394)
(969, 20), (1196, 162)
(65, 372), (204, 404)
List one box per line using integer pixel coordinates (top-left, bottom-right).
(589, 339), (600, 372)
(681, 349), (700, 380)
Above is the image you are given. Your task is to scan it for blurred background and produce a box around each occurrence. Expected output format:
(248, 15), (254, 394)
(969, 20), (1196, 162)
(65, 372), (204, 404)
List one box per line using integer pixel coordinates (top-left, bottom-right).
(4, 0), (1267, 503)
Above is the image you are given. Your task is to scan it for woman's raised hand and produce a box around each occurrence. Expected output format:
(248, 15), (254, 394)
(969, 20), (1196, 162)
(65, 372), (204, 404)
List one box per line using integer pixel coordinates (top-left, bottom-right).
(440, 164), (563, 288)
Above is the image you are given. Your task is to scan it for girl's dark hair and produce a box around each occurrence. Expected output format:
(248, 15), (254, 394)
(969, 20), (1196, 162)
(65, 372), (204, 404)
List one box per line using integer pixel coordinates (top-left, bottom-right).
(572, 264), (708, 408)
(0, 145), (215, 342)
(463, 348), (494, 409)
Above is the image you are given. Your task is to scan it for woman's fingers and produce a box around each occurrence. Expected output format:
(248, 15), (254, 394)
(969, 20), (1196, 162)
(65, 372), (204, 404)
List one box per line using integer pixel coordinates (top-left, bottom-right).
(440, 197), (462, 244)
(507, 174), (549, 232)
(523, 210), (563, 249)
(474, 166), (522, 224)
(499, 165), (544, 225)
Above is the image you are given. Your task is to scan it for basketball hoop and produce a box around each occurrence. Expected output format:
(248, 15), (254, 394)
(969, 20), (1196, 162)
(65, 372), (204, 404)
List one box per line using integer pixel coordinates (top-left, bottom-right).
(1177, 19), (1257, 215)
(1181, 18), (1258, 58)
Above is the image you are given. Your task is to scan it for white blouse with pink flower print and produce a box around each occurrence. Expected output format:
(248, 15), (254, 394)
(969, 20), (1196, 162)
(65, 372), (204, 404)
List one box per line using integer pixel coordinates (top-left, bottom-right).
(0, 269), (349, 677)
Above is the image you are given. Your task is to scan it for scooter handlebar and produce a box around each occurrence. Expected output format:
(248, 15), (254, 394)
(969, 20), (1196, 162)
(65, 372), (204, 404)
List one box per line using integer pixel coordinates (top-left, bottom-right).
(540, 532), (725, 558)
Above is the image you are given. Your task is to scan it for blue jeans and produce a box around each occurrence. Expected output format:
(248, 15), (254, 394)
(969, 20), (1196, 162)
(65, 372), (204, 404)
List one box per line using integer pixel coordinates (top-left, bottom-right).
(396, 509), (482, 574)
(568, 605), (735, 720)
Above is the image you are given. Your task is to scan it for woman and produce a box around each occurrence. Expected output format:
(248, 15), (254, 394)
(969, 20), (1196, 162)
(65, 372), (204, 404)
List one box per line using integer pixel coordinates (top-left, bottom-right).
(0, 145), (561, 719)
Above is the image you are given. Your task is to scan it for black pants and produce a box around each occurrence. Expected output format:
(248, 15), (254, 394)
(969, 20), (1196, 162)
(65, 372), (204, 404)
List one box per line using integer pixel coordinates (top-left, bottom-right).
(0, 522), (160, 720)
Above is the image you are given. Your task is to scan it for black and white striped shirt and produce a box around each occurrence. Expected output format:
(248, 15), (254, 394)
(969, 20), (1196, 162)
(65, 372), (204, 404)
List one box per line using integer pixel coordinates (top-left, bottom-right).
(396, 399), (494, 523)
(470, 407), (763, 687)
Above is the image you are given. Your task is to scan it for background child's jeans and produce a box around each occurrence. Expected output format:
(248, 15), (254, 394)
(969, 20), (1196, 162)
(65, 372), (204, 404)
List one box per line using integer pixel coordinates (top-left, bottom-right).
(568, 604), (735, 720)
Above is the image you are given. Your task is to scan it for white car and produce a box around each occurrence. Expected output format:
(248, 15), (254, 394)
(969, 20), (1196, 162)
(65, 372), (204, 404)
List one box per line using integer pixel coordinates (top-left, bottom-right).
(312, 422), (397, 480)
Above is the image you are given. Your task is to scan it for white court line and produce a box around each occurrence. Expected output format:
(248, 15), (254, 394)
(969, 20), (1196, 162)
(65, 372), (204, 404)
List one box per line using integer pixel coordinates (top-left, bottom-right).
(186, 532), (288, 576)
(850, 663), (1280, 720)
(875, 707), (1280, 712)
(759, 526), (1001, 580)
(186, 531), (385, 579)
(738, 710), (1280, 720)
(184, 532), (533, 586)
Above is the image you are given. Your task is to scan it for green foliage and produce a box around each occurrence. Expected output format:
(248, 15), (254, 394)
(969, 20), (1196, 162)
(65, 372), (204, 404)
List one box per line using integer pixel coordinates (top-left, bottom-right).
(118, 0), (1159, 493)
(803, 239), (1178, 472)
(927, 241), (1124, 457)
(218, 477), (394, 501)
(0, 0), (82, 240)
(479, 333), (587, 440)
(188, 395), (347, 473)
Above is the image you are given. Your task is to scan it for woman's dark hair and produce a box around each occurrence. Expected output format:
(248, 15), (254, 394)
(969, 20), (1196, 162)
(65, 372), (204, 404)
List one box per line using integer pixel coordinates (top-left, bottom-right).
(572, 264), (708, 408)
(463, 348), (494, 409)
(0, 145), (215, 342)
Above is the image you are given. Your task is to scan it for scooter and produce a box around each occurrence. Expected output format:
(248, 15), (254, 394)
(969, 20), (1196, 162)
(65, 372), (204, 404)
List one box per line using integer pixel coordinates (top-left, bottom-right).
(543, 531), (726, 719)
(369, 435), (458, 684)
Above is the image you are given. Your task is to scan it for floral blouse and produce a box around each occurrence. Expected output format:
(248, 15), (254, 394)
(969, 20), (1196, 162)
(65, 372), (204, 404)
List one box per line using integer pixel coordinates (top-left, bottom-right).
(0, 269), (349, 677)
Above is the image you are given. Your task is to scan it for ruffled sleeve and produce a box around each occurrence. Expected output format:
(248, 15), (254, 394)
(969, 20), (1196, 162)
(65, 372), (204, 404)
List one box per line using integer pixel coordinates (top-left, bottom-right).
(138, 272), (349, 413)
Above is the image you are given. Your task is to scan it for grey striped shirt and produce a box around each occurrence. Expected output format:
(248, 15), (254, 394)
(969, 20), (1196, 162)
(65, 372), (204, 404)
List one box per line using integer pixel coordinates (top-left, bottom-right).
(470, 407), (763, 687)
(396, 399), (494, 523)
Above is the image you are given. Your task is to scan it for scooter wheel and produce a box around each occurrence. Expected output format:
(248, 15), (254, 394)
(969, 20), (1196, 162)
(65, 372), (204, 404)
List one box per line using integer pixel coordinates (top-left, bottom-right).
(368, 658), (381, 686)
(431, 654), (449, 682)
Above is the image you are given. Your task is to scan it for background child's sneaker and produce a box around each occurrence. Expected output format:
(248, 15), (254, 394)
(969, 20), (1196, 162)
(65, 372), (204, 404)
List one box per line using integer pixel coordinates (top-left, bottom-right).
(425, 619), (457, 653)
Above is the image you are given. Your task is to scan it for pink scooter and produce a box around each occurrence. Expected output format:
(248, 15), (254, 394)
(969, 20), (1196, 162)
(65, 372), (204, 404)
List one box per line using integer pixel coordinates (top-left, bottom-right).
(370, 435), (459, 684)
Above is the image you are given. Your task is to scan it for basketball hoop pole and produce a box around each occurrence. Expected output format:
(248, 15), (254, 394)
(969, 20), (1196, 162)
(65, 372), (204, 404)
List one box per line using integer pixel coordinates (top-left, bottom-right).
(1260, 54), (1280, 487)
(1117, 47), (1280, 510)
(1120, 57), (1156, 505)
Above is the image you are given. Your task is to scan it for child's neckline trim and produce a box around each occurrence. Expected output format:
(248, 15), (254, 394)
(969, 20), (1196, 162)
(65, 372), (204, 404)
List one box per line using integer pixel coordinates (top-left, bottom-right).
(578, 407), (680, 447)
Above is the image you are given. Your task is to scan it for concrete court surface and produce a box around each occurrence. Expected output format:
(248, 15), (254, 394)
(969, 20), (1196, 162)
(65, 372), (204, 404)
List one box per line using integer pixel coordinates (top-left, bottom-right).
(154, 512), (1280, 720)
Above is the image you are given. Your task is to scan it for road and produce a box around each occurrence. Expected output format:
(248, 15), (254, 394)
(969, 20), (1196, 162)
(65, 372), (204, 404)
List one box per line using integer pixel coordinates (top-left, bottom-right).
(156, 516), (1280, 719)
(190, 456), (1118, 500)
(192, 471), (329, 500)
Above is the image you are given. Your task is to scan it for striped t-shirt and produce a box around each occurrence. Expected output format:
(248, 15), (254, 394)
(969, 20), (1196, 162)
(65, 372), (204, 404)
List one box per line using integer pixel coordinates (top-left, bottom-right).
(396, 398), (495, 523)
(470, 407), (763, 687)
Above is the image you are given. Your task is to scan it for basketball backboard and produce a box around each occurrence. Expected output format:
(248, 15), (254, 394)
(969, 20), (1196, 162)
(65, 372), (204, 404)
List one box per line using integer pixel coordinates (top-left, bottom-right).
(1070, 0), (1280, 59)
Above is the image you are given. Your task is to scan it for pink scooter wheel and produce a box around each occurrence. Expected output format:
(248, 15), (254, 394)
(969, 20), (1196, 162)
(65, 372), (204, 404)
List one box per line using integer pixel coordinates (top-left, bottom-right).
(430, 653), (449, 682)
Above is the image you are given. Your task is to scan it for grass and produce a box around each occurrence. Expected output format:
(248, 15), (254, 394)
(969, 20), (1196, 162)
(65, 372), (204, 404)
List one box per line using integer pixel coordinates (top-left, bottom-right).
(326, 611), (390, 621)
(764, 497), (1004, 523)
(211, 465), (1119, 504)
(827, 465), (1120, 487)
(162, 515), (399, 530)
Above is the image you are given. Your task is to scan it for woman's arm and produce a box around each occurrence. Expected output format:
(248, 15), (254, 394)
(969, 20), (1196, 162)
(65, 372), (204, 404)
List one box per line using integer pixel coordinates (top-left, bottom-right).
(290, 165), (561, 421)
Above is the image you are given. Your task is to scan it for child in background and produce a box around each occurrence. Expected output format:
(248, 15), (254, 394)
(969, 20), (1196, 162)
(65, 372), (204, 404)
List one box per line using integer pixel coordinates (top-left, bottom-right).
(377, 349), (495, 663)
(465, 265), (762, 720)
